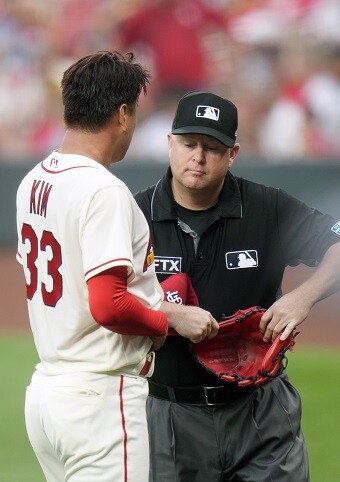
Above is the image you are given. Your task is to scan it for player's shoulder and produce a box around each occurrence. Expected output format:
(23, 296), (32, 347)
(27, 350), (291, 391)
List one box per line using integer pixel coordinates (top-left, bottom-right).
(83, 166), (130, 194)
(17, 161), (43, 190)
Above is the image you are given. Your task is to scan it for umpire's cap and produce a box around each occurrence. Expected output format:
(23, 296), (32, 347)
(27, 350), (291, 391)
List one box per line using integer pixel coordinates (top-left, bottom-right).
(172, 91), (238, 147)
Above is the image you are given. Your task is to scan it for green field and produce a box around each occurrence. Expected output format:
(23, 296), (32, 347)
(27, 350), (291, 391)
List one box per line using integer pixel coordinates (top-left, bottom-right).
(0, 334), (339, 482)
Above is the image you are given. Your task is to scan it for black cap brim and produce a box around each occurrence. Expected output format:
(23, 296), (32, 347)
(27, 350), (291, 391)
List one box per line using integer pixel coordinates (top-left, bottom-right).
(172, 126), (235, 148)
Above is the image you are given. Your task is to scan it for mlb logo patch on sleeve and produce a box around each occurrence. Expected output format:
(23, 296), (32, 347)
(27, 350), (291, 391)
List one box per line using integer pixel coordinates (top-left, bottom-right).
(331, 221), (340, 235)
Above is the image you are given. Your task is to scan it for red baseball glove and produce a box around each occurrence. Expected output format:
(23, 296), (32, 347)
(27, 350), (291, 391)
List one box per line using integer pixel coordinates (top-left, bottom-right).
(191, 306), (298, 387)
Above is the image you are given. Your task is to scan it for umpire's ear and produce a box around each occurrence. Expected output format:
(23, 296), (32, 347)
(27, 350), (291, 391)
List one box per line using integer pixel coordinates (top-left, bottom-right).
(168, 133), (173, 148)
(228, 143), (240, 169)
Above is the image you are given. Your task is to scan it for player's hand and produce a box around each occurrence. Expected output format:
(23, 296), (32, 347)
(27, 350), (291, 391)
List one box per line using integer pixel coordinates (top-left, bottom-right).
(161, 302), (219, 342)
(259, 292), (312, 342)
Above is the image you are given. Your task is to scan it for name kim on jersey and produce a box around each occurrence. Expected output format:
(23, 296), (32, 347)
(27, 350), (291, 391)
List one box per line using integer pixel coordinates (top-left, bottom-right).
(30, 179), (53, 217)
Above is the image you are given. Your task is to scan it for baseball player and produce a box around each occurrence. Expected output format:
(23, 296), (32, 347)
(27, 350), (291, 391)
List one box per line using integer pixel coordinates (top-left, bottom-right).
(15, 52), (216, 482)
(134, 91), (340, 481)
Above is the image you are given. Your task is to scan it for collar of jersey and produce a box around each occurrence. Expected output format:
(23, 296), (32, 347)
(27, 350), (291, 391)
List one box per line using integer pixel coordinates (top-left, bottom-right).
(150, 167), (242, 221)
(41, 151), (108, 173)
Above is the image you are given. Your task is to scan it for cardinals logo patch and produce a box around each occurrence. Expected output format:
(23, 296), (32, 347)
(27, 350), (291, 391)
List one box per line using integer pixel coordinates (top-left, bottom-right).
(143, 237), (155, 272)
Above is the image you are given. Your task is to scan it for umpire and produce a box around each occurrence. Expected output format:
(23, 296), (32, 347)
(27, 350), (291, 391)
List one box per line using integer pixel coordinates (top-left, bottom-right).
(134, 91), (340, 482)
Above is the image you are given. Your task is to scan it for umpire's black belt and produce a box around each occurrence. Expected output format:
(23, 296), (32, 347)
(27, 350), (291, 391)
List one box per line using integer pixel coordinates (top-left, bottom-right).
(148, 380), (256, 406)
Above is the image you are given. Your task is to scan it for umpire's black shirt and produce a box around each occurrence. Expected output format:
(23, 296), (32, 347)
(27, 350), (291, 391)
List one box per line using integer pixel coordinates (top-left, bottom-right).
(134, 167), (340, 387)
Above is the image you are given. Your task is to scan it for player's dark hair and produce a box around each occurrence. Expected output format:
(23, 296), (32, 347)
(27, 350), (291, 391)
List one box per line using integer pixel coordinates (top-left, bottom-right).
(61, 51), (150, 131)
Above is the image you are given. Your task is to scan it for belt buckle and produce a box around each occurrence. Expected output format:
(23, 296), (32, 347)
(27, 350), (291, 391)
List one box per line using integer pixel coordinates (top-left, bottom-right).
(203, 386), (224, 406)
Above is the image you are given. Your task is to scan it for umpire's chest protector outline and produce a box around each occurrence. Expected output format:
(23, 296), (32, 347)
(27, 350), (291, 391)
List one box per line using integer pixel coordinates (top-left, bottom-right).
(134, 167), (339, 320)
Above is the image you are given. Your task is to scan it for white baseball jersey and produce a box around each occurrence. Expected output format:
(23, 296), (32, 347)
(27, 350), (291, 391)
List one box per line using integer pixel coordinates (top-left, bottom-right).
(16, 151), (163, 376)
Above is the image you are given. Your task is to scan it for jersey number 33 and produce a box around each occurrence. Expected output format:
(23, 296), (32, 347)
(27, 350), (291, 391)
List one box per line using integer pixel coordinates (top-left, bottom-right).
(20, 224), (62, 307)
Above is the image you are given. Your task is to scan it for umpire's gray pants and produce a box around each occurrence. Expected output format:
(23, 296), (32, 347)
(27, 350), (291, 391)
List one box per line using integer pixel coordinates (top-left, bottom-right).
(146, 372), (309, 482)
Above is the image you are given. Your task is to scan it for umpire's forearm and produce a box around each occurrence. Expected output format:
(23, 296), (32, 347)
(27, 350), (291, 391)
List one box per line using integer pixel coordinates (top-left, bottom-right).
(294, 243), (340, 306)
(260, 243), (340, 342)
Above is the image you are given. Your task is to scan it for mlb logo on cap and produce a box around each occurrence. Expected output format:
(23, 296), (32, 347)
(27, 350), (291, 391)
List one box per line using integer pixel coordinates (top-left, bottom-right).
(172, 91), (238, 147)
(196, 105), (220, 121)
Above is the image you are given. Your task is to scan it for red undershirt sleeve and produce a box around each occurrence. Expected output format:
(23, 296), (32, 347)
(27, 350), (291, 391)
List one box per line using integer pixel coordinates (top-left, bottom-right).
(87, 266), (168, 336)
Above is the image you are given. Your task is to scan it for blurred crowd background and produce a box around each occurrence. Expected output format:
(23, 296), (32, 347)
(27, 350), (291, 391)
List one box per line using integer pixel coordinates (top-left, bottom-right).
(1, 0), (340, 165)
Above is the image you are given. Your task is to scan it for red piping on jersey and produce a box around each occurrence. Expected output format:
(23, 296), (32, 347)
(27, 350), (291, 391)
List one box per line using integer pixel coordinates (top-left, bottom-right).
(85, 259), (131, 277)
(40, 162), (98, 174)
(119, 376), (128, 482)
